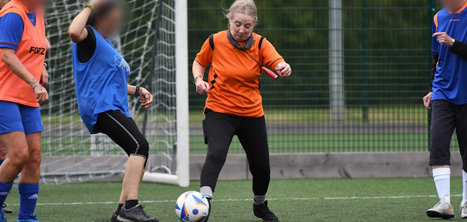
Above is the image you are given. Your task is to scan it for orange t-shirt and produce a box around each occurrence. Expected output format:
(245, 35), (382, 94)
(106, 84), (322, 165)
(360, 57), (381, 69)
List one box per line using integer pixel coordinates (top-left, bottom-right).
(195, 31), (284, 117)
(0, 0), (46, 107)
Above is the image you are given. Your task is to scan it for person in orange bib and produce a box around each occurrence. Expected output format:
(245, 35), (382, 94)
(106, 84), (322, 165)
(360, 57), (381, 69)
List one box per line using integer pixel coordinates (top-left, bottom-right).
(193, 1), (291, 221)
(0, 0), (49, 220)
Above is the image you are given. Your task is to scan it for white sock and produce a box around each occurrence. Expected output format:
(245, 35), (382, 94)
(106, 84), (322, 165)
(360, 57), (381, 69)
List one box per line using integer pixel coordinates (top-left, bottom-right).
(433, 168), (451, 203)
(200, 186), (213, 199)
(462, 170), (467, 205)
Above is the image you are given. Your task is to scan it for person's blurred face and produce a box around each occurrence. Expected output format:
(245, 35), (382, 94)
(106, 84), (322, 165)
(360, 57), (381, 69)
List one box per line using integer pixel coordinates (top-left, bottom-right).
(229, 12), (256, 42)
(24, 0), (49, 10)
(0, 0), (10, 9)
(97, 7), (123, 38)
(440, 0), (465, 12)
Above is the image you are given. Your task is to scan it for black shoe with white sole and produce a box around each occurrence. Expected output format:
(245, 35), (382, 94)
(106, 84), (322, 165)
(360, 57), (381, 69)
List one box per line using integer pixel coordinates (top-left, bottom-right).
(117, 204), (159, 222)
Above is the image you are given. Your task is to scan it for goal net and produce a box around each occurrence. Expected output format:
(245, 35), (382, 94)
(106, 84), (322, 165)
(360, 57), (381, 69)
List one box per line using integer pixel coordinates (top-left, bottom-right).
(41, 0), (189, 186)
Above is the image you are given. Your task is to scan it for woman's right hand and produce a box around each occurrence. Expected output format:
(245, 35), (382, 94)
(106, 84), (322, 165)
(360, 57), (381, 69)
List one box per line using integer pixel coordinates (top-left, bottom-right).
(423, 92), (432, 109)
(195, 78), (210, 95)
(33, 84), (49, 104)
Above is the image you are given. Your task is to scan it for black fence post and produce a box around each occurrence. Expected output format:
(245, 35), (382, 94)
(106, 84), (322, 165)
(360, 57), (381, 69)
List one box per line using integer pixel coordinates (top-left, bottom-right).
(362, 0), (369, 121)
(428, 0), (436, 150)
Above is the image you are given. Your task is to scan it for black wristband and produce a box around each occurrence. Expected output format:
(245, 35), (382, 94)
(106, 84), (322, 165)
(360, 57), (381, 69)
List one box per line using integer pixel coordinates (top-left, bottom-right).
(135, 86), (140, 98)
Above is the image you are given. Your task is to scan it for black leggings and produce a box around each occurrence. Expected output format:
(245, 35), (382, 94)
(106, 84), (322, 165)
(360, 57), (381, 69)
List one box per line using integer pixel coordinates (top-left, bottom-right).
(201, 109), (271, 195)
(93, 110), (149, 164)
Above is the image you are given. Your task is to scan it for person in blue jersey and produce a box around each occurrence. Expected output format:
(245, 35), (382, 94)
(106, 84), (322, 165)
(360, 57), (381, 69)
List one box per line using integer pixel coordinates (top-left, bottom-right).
(423, 0), (467, 219)
(68, 1), (158, 222)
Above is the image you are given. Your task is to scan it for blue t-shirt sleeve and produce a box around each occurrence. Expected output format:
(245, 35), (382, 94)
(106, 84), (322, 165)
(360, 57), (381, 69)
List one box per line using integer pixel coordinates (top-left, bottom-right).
(0, 13), (24, 51)
(432, 20), (439, 56)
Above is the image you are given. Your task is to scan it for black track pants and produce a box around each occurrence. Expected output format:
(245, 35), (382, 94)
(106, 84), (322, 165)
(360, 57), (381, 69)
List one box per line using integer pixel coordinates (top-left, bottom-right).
(200, 109), (271, 195)
(430, 100), (467, 171)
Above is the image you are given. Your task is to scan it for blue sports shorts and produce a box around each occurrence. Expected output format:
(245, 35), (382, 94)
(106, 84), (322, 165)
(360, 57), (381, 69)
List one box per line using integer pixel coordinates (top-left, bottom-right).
(0, 101), (43, 135)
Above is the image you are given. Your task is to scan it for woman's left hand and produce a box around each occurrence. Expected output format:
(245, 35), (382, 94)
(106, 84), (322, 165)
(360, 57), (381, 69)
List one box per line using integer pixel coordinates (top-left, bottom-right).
(139, 87), (153, 108)
(41, 67), (49, 86)
(274, 62), (292, 78)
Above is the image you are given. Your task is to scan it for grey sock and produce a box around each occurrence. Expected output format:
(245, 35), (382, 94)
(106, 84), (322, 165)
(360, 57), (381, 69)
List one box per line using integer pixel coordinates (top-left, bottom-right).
(200, 186), (213, 199)
(254, 195), (266, 205)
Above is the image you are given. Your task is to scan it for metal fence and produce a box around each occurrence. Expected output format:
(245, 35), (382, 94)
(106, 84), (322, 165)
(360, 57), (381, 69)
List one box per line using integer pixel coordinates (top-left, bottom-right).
(187, 0), (452, 154)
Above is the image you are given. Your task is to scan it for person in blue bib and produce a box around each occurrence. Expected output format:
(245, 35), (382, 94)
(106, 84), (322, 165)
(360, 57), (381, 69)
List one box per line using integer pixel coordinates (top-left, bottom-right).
(423, 0), (467, 219)
(68, 1), (158, 222)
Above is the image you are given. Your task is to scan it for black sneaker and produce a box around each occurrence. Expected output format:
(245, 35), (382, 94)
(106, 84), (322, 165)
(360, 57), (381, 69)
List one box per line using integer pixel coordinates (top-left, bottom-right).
(117, 204), (159, 222)
(253, 201), (279, 222)
(2, 204), (12, 214)
(204, 198), (212, 222)
(111, 210), (119, 222)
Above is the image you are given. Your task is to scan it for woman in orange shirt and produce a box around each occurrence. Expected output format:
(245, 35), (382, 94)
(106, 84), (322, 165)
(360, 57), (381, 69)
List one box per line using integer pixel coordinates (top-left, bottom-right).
(193, 0), (291, 221)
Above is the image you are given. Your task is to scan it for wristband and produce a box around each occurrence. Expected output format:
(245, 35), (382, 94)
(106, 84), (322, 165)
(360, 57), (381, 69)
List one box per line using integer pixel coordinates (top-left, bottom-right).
(32, 82), (41, 91)
(82, 2), (95, 12)
(44, 63), (48, 68)
(28, 78), (36, 85)
(135, 86), (140, 98)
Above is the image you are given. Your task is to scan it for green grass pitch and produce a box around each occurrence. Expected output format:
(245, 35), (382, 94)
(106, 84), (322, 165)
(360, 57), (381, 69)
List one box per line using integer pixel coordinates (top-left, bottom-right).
(1, 178), (461, 221)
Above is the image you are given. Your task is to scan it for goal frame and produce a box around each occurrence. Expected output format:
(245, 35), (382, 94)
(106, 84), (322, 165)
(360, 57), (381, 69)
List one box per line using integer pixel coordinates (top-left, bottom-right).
(141, 0), (190, 187)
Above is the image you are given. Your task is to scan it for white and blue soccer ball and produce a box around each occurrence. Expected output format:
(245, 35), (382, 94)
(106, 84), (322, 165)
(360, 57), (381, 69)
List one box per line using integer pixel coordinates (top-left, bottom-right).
(175, 191), (210, 222)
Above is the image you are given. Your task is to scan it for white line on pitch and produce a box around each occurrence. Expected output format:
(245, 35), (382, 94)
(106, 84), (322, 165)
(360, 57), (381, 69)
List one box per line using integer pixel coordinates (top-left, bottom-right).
(5, 194), (456, 206)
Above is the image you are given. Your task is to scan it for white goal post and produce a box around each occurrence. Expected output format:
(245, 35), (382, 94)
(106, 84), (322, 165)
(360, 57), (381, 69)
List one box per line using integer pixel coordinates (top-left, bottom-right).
(142, 0), (189, 187)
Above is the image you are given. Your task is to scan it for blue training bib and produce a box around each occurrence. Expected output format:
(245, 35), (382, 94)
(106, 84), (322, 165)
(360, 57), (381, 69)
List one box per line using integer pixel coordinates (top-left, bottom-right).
(72, 26), (132, 133)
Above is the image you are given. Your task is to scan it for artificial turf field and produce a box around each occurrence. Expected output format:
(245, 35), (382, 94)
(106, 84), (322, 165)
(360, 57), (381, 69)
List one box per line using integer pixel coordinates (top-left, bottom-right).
(1, 177), (463, 222)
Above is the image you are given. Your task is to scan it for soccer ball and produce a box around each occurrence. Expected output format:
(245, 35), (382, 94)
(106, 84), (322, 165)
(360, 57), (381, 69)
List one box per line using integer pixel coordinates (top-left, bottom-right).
(175, 191), (210, 222)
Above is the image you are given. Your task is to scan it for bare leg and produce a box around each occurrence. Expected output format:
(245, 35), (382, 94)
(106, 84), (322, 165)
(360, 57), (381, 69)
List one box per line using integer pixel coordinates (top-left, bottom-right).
(121, 155), (145, 201)
(0, 132), (30, 216)
(0, 141), (6, 160)
(0, 140), (13, 214)
(118, 189), (125, 205)
(19, 132), (42, 184)
(0, 132), (29, 183)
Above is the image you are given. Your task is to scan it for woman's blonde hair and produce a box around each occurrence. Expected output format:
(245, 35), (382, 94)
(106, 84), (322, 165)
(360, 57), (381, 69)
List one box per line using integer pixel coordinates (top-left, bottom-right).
(225, 0), (258, 24)
(0, 0), (10, 9)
